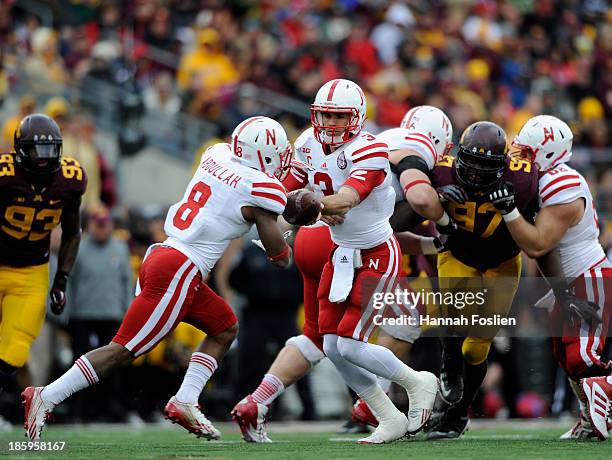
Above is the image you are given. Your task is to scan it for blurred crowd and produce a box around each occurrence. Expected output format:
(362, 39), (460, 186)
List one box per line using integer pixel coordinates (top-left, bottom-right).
(0, 0), (611, 427)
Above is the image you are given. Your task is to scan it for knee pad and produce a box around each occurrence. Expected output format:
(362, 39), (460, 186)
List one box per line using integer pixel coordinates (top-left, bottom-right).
(380, 322), (420, 344)
(336, 336), (362, 363)
(462, 338), (491, 365)
(286, 334), (325, 367)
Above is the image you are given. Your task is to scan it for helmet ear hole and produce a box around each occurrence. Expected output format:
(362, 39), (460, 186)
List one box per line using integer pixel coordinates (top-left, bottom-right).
(546, 152), (554, 159)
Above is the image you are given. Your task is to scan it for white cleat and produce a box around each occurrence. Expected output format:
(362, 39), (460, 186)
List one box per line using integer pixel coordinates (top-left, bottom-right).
(22, 387), (53, 442)
(164, 396), (221, 440)
(231, 395), (272, 443)
(580, 376), (612, 441)
(406, 372), (439, 434)
(559, 415), (596, 440)
(358, 413), (409, 444)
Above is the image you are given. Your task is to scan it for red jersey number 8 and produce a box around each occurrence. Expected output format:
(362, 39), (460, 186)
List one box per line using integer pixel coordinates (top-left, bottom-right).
(173, 181), (211, 230)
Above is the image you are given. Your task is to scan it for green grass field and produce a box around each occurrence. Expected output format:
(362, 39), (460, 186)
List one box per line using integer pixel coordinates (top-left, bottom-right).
(0, 421), (610, 459)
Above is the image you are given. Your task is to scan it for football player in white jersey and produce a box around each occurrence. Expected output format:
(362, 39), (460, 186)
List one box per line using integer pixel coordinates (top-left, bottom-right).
(348, 106), (455, 427)
(284, 79), (438, 444)
(488, 115), (612, 440)
(231, 105), (448, 442)
(22, 116), (294, 442)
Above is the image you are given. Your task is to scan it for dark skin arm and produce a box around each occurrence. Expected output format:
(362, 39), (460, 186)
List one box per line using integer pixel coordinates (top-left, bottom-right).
(57, 198), (82, 274)
(50, 197), (82, 314)
(242, 206), (292, 268)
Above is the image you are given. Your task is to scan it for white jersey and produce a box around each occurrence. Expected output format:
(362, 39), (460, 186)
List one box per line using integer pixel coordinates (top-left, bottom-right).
(376, 127), (439, 202)
(292, 128), (394, 249)
(539, 164), (609, 279)
(164, 143), (286, 276)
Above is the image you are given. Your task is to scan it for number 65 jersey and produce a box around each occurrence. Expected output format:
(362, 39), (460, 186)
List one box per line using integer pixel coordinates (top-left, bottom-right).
(290, 128), (395, 249)
(164, 143), (287, 276)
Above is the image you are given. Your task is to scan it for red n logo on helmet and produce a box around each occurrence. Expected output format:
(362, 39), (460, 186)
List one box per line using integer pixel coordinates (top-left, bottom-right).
(542, 126), (555, 145)
(266, 129), (276, 145)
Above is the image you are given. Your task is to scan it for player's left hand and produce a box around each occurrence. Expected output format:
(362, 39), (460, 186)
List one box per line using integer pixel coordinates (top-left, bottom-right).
(50, 271), (69, 315)
(50, 288), (66, 315)
(554, 285), (602, 327)
(565, 294), (602, 327)
(488, 182), (516, 215)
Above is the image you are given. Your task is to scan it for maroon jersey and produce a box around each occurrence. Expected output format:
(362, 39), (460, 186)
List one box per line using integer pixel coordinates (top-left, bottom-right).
(429, 155), (539, 271)
(0, 153), (87, 267)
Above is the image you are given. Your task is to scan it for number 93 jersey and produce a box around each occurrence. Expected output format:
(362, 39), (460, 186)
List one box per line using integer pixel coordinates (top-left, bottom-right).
(164, 143), (287, 276)
(429, 155), (539, 271)
(0, 153), (87, 267)
(292, 128), (395, 249)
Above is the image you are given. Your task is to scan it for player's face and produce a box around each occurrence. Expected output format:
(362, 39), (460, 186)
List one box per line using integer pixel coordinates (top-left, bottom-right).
(320, 112), (350, 129)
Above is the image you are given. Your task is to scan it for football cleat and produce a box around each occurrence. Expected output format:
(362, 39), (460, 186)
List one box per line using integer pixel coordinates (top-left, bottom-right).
(406, 372), (439, 434)
(559, 414), (597, 440)
(439, 349), (464, 406)
(231, 395), (272, 443)
(357, 412), (409, 444)
(427, 412), (470, 440)
(352, 398), (379, 428)
(580, 376), (612, 441)
(164, 396), (221, 440)
(22, 387), (53, 441)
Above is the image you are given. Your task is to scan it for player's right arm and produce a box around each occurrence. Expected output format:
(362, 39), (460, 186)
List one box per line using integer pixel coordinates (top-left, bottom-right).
(385, 129), (448, 225)
(242, 206), (292, 268)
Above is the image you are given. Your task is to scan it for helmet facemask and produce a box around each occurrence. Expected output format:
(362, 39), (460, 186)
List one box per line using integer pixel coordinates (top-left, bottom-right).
(310, 106), (361, 146)
(455, 146), (506, 191)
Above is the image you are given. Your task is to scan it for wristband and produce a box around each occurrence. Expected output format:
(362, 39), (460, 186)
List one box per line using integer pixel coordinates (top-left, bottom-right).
(436, 212), (450, 227)
(269, 245), (291, 262)
(420, 238), (438, 255)
(502, 208), (520, 222)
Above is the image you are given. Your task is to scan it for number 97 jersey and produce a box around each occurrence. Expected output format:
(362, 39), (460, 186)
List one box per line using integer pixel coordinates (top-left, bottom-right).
(164, 143), (287, 276)
(429, 155), (539, 271)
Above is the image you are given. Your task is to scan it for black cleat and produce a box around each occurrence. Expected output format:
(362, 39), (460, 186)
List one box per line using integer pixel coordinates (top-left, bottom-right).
(439, 349), (464, 406)
(427, 413), (469, 440)
(337, 419), (370, 434)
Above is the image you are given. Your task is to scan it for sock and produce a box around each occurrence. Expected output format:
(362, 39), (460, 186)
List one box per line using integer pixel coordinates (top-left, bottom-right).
(323, 334), (377, 394)
(251, 374), (285, 405)
(175, 353), (217, 405)
(378, 377), (392, 394)
(41, 356), (99, 407)
(453, 361), (487, 417)
(0, 360), (17, 393)
(359, 383), (403, 423)
(568, 379), (587, 415)
(336, 337), (422, 391)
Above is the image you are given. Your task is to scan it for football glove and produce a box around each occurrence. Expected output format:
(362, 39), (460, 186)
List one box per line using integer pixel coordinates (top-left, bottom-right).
(488, 182), (516, 215)
(50, 270), (69, 315)
(437, 184), (468, 204)
(553, 283), (602, 327)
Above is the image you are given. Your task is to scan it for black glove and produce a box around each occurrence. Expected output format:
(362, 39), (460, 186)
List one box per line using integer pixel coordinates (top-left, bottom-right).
(436, 217), (458, 237)
(553, 283), (602, 327)
(437, 184), (468, 204)
(488, 182), (516, 215)
(433, 236), (450, 253)
(50, 270), (69, 315)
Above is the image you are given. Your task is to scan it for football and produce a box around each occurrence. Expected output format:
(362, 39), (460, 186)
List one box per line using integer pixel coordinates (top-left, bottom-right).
(283, 190), (321, 226)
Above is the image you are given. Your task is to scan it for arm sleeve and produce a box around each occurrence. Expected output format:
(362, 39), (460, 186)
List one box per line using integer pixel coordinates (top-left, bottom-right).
(342, 169), (386, 201)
